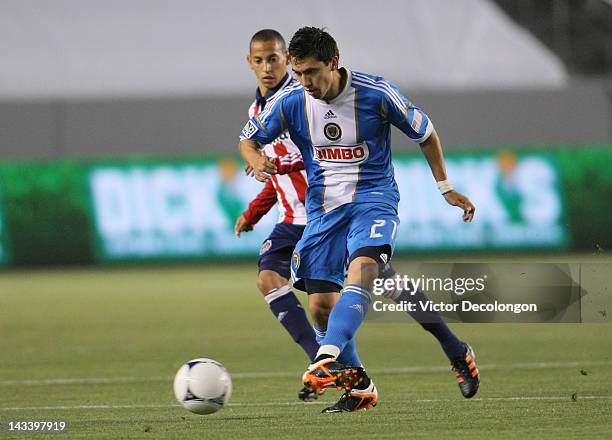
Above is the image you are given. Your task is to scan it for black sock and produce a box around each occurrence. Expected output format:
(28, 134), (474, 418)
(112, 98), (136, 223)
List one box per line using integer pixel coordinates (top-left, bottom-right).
(382, 264), (465, 361)
(397, 290), (465, 360)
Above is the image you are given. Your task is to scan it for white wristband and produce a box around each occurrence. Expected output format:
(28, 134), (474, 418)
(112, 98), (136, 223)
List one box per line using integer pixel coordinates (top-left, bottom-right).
(437, 179), (454, 195)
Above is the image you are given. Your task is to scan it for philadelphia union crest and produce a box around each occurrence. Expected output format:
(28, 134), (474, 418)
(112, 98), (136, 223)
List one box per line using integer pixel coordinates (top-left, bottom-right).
(323, 122), (342, 141)
(292, 251), (301, 270)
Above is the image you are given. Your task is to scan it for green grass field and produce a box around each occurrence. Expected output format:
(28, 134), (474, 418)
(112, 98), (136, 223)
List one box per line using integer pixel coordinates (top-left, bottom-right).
(1, 257), (611, 439)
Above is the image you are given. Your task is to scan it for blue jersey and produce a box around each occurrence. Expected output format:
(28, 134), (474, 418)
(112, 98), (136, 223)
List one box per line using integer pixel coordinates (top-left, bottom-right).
(240, 69), (433, 220)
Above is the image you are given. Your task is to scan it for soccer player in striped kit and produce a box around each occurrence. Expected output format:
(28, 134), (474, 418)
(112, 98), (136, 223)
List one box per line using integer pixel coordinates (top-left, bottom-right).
(240, 27), (480, 412)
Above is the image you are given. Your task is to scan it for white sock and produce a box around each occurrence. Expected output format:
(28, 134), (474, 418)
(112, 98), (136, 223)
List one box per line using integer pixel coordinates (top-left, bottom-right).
(316, 344), (340, 360)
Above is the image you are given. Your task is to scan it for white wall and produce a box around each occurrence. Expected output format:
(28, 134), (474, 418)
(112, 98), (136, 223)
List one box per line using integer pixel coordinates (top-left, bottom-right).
(0, 0), (567, 100)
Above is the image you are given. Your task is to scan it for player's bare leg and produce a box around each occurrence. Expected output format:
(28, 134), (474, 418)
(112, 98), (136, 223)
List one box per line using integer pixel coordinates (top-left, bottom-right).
(307, 292), (338, 331)
(256, 270), (287, 295)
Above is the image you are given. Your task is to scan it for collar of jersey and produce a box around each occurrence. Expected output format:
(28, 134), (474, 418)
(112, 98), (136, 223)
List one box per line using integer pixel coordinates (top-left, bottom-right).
(324, 68), (352, 105)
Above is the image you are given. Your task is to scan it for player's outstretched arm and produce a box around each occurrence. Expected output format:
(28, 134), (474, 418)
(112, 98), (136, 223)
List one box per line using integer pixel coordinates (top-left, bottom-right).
(420, 130), (475, 222)
(239, 139), (278, 182)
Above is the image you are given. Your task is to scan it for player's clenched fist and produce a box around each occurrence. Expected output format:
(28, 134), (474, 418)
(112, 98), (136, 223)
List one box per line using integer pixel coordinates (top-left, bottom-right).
(443, 191), (476, 222)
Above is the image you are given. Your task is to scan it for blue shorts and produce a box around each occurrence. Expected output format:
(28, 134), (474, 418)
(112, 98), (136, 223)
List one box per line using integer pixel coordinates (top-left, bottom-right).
(258, 223), (305, 279)
(291, 202), (399, 289)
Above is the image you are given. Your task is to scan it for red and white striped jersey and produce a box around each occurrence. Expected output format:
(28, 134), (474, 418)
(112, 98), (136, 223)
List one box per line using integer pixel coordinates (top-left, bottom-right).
(244, 76), (308, 226)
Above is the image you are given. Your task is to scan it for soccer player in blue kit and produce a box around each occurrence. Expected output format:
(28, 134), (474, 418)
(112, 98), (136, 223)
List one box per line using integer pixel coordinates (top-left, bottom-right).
(240, 27), (479, 413)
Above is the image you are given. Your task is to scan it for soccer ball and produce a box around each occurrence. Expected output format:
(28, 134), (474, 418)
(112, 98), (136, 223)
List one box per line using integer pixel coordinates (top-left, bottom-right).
(173, 358), (232, 415)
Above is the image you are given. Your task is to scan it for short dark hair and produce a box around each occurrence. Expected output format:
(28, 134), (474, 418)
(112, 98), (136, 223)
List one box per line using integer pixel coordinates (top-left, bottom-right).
(250, 29), (286, 50)
(288, 27), (339, 64)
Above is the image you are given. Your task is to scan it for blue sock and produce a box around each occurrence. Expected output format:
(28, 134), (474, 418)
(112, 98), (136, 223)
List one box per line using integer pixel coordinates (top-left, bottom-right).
(313, 325), (361, 367)
(267, 286), (319, 361)
(337, 338), (362, 367)
(320, 284), (371, 356)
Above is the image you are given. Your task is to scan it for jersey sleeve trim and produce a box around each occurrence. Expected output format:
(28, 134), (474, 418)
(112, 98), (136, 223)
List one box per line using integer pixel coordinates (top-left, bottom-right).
(414, 118), (434, 144)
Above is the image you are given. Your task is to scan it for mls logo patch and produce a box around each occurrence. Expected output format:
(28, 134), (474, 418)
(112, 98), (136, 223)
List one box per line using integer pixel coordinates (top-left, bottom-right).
(242, 120), (259, 139)
(259, 239), (272, 255)
(323, 122), (342, 141)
